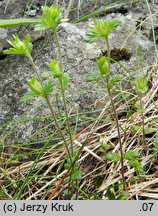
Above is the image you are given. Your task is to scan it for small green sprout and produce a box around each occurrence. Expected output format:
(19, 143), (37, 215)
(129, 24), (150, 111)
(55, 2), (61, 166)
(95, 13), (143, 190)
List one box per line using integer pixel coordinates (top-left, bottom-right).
(153, 134), (158, 152)
(61, 73), (70, 90)
(3, 34), (32, 57)
(124, 150), (145, 176)
(109, 74), (123, 89)
(130, 160), (145, 176)
(104, 152), (120, 163)
(135, 76), (148, 95)
(85, 19), (120, 43)
(64, 151), (82, 181)
(124, 150), (139, 161)
(34, 4), (63, 32)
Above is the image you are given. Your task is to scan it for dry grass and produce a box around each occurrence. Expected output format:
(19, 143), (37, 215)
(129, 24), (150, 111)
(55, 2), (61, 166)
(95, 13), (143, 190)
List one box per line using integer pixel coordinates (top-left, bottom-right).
(1, 59), (158, 200)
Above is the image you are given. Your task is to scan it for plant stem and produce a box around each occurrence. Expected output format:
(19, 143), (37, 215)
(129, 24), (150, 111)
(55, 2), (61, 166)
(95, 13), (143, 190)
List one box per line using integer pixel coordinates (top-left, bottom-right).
(58, 78), (74, 156)
(107, 87), (126, 190)
(105, 38), (111, 64)
(27, 55), (73, 163)
(54, 29), (74, 156)
(54, 29), (62, 68)
(140, 96), (146, 146)
(45, 95), (73, 162)
(105, 37), (126, 190)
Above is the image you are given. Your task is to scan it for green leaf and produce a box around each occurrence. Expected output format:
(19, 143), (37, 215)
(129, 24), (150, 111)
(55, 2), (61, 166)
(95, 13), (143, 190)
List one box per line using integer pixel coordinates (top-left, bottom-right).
(20, 91), (37, 103)
(153, 134), (158, 152)
(107, 187), (116, 200)
(97, 56), (110, 77)
(124, 150), (139, 161)
(132, 125), (141, 133)
(61, 73), (70, 90)
(86, 71), (103, 82)
(132, 125), (154, 135)
(136, 165), (145, 176)
(117, 192), (128, 200)
(109, 74), (123, 88)
(71, 170), (82, 181)
(64, 159), (71, 170)
(34, 5), (63, 32)
(135, 77), (148, 94)
(129, 160), (145, 176)
(44, 79), (53, 95)
(41, 71), (51, 79)
(84, 32), (100, 43)
(144, 127), (154, 135)
(136, 104), (145, 113)
(85, 19), (120, 42)
(0, 18), (39, 28)
(104, 152), (120, 163)
(3, 34), (32, 57)
(99, 143), (110, 152)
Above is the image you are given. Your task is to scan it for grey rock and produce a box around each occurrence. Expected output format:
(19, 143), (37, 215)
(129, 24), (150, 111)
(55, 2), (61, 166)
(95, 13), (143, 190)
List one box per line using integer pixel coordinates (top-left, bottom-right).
(0, 28), (8, 52)
(0, 9), (157, 144)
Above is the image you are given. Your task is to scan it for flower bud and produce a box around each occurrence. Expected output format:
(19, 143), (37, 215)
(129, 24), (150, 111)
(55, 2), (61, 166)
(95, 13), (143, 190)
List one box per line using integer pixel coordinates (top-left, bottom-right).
(97, 56), (110, 77)
(48, 59), (62, 77)
(28, 78), (43, 95)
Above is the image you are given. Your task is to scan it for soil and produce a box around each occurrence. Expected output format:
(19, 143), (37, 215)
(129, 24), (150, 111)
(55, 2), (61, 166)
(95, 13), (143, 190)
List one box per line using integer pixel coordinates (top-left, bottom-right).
(0, 0), (158, 144)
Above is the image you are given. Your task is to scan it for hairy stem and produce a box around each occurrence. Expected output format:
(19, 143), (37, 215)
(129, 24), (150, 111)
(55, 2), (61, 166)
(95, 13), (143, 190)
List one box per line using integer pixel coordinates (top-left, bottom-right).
(27, 55), (72, 163)
(105, 37), (126, 190)
(54, 29), (62, 68)
(54, 29), (74, 156)
(140, 96), (146, 146)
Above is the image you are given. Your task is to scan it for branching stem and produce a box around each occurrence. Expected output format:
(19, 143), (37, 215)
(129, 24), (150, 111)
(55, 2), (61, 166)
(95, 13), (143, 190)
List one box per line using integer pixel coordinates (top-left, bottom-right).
(28, 55), (73, 163)
(54, 29), (74, 156)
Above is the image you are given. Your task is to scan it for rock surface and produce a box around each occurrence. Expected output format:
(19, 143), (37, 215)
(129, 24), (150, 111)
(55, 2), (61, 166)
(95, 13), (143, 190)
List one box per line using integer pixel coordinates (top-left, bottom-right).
(0, 0), (157, 144)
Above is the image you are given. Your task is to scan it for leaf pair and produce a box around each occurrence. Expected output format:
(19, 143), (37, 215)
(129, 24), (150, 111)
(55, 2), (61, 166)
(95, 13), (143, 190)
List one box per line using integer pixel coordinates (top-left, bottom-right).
(135, 76), (148, 95)
(64, 151), (82, 181)
(86, 56), (109, 82)
(3, 34), (32, 57)
(104, 150), (145, 176)
(85, 19), (120, 43)
(20, 78), (53, 103)
(48, 59), (70, 90)
(124, 150), (145, 176)
(86, 56), (123, 87)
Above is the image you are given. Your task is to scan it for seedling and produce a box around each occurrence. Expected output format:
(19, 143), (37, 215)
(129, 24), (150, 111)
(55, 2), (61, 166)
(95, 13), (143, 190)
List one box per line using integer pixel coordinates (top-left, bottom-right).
(134, 76), (148, 146)
(124, 150), (145, 176)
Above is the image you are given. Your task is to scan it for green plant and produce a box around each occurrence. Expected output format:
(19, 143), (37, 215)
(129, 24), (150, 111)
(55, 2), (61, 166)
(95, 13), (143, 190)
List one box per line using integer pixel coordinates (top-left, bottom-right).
(34, 4), (74, 157)
(107, 184), (128, 200)
(152, 134), (158, 152)
(85, 19), (126, 190)
(3, 4), (81, 199)
(124, 150), (145, 176)
(134, 76), (148, 147)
